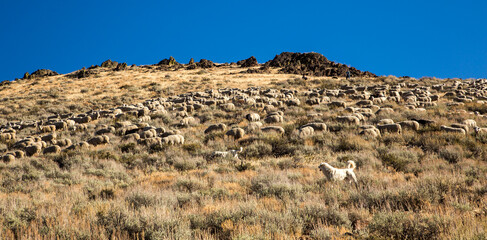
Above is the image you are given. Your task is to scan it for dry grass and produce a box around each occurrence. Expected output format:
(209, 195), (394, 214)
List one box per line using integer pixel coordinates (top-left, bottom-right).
(0, 66), (486, 239)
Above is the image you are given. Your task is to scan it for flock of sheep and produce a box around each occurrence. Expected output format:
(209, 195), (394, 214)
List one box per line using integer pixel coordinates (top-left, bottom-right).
(1, 77), (487, 166)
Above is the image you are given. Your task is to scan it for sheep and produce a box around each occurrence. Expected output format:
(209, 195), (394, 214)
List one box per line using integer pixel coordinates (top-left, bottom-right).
(71, 116), (91, 124)
(0, 132), (16, 141)
(298, 126), (314, 138)
(138, 137), (162, 146)
(161, 134), (185, 145)
(337, 116), (360, 125)
(211, 147), (243, 159)
(318, 161), (358, 187)
(13, 150), (25, 158)
(180, 117), (198, 127)
(377, 124), (402, 134)
(54, 139), (72, 147)
(87, 135), (110, 146)
(376, 107), (394, 115)
(66, 142), (90, 151)
(245, 113), (261, 122)
(41, 133), (57, 143)
(246, 122), (263, 133)
(440, 125), (466, 135)
(462, 119), (477, 128)
(450, 123), (469, 133)
(25, 144), (42, 156)
(38, 125), (56, 133)
(264, 115), (283, 123)
(220, 103), (236, 112)
(261, 126), (285, 134)
(301, 123), (327, 132)
(95, 127), (115, 135)
(52, 121), (67, 131)
(122, 133), (141, 141)
(329, 101), (346, 108)
(43, 145), (61, 155)
(359, 126), (381, 137)
(474, 126), (487, 135)
(378, 119), (394, 125)
(398, 121), (420, 131)
(226, 128), (245, 139)
(2, 154), (15, 162)
(140, 129), (157, 139)
(204, 123), (227, 134)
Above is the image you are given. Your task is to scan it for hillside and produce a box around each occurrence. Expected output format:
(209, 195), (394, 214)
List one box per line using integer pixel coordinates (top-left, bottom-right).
(0, 52), (486, 239)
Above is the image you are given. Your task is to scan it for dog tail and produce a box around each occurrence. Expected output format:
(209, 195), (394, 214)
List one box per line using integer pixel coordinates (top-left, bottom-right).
(347, 161), (356, 169)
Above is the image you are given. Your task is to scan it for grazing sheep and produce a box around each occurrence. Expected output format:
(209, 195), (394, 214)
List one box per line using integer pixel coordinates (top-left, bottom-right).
(264, 115), (283, 123)
(211, 147), (243, 159)
(95, 127), (115, 135)
(337, 116), (360, 125)
(43, 145), (61, 154)
(245, 113), (261, 122)
(474, 126), (487, 135)
(359, 126), (381, 137)
(377, 123), (402, 134)
(180, 117), (198, 126)
(2, 154), (15, 162)
(376, 107), (394, 115)
(220, 103), (236, 112)
(329, 101), (346, 108)
(204, 123), (227, 134)
(25, 144), (42, 156)
(440, 125), (466, 135)
(162, 134), (185, 145)
(378, 119), (394, 125)
(41, 133), (57, 143)
(226, 128), (245, 139)
(38, 125), (56, 133)
(261, 126), (285, 134)
(246, 122), (263, 133)
(54, 139), (72, 147)
(140, 129), (157, 139)
(398, 121), (420, 131)
(301, 123), (327, 132)
(318, 161), (358, 187)
(0, 132), (16, 141)
(52, 121), (67, 131)
(138, 137), (162, 146)
(298, 126), (314, 138)
(87, 135), (110, 146)
(66, 141), (90, 151)
(450, 123), (469, 133)
(462, 119), (477, 128)
(71, 116), (91, 124)
(14, 150), (25, 158)
(122, 133), (141, 141)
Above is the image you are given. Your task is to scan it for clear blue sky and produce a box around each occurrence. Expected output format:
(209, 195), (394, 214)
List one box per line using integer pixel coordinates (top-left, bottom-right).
(1, 0), (486, 81)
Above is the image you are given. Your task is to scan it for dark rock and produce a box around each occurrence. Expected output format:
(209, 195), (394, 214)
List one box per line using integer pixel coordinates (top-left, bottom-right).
(26, 69), (59, 79)
(237, 56), (258, 68)
(262, 52), (376, 78)
(115, 62), (127, 71)
(67, 67), (95, 79)
(158, 56), (178, 66)
(101, 59), (118, 68)
(197, 59), (215, 68)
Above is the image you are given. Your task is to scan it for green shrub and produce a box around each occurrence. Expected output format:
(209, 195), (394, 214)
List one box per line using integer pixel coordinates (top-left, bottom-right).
(439, 145), (463, 164)
(126, 191), (156, 209)
(250, 174), (301, 200)
(241, 142), (273, 158)
(368, 212), (450, 239)
(379, 148), (419, 172)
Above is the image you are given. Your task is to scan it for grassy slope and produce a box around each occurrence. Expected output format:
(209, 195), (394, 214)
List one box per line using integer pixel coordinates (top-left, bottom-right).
(0, 66), (485, 239)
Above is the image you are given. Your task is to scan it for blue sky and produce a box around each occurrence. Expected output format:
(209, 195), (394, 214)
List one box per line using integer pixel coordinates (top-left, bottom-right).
(1, 0), (486, 81)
